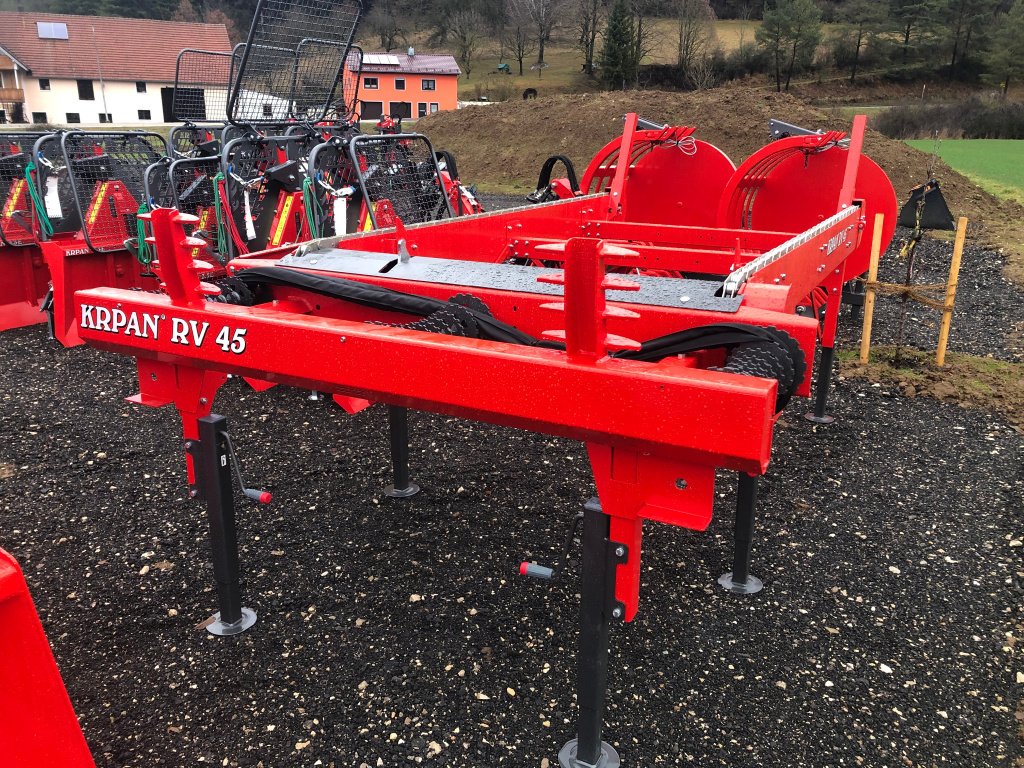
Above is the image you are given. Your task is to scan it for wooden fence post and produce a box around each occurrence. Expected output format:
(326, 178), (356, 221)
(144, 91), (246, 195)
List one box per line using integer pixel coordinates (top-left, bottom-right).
(858, 213), (886, 364)
(936, 216), (968, 367)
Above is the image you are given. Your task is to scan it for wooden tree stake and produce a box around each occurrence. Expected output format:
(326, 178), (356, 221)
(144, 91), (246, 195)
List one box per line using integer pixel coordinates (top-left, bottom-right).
(858, 213), (886, 364)
(936, 216), (968, 367)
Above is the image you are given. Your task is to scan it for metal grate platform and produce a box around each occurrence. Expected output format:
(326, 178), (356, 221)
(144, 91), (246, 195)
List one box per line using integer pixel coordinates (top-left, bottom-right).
(229, 0), (362, 125)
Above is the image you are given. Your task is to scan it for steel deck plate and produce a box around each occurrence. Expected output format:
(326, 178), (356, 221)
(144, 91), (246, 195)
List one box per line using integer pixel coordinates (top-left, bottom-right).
(277, 248), (741, 313)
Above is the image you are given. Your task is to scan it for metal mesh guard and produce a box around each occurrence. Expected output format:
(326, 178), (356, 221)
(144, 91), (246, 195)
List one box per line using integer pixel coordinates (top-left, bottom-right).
(31, 133), (81, 237)
(229, 0), (362, 125)
(174, 49), (238, 122)
(350, 134), (453, 227)
(0, 133), (44, 247)
(61, 132), (168, 254)
(170, 157), (219, 217)
(307, 139), (357, 238)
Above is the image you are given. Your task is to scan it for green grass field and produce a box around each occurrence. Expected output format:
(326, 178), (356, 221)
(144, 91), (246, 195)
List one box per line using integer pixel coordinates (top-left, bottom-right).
(906, 139), (1024, 205)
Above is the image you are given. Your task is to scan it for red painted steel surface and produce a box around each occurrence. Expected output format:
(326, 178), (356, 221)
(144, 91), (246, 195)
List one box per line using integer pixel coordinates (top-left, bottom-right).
(717, 120), (896, 278)
(40, 237), (161, 347)
(0, 243), (49, 331)
(0, 549), (95, 767)
(70, 115), (898, 618)
(581, 124), (736, 227)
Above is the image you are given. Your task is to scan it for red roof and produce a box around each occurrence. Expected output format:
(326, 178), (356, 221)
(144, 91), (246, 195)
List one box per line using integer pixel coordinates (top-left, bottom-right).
(359, 52), (461, 77)
(0, 12), (230, 82)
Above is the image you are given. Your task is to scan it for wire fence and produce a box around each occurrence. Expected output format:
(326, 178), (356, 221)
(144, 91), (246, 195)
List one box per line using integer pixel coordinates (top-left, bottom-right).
(61, 132), (168, 253)
(229, 0), (362, 125)
(350, 134), (453, 227)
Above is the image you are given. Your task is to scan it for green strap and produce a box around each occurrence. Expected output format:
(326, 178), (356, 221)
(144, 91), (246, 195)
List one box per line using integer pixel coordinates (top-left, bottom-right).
(133, 203), (152, 266)
(213, 172), (229, 256)
(301, 176), (323, 239)
(24, 161), (53, 237)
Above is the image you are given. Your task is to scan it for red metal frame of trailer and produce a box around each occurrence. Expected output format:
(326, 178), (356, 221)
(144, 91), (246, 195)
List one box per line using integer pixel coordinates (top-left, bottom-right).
(68, 113), (896, 767)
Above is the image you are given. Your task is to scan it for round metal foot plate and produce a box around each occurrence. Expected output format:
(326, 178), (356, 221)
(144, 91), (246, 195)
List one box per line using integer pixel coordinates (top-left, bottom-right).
(803, 412), (835, 425)
(206, 607), (257, 636)
(384, 482), (420, 498)
(718, 572), (764, 595)
(558, 739), (620, 768)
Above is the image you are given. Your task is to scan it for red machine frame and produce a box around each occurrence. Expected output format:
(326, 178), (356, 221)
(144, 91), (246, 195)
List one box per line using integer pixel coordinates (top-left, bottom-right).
(69, 113), (895, 766)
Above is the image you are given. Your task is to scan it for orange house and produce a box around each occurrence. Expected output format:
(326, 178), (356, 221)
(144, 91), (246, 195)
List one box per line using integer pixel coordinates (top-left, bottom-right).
(355, 50), (460, 121)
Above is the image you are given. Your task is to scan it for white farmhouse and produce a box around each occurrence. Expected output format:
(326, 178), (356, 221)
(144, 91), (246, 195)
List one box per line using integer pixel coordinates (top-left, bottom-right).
(0, 12), (230, 126)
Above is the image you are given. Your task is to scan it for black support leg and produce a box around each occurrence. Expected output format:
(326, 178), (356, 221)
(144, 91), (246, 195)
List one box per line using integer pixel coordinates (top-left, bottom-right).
(197, 414), (257, 636)
(383, 405), (420, 498)
(804, 345), (836, 425)
(717, 472), (763, 595)
(559, 498), (621, 768)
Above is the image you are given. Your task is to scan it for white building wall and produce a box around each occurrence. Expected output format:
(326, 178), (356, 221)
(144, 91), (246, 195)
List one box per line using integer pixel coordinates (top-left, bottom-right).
(21, 76), (229, 125)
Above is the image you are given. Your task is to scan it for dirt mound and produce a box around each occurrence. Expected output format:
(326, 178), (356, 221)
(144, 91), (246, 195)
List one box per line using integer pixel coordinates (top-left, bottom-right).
(419, 88), (1023, 272)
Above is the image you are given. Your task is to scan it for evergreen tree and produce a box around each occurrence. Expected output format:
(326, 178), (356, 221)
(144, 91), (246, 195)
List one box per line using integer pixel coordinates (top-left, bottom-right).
(984, 0), (1024, 94)
(600, 0), (637, 89)
(757, 0), (821, 91)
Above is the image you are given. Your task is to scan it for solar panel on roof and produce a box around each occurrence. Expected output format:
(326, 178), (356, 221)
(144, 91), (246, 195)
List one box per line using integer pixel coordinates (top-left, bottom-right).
(362, 54), (400, 66)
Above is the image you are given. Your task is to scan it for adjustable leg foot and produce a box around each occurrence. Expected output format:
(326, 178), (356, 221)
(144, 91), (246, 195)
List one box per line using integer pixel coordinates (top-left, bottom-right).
(804, 345), (836, 425)
(197, 414), (257, 637)
(206, 607), (257, 636)
(383, 405), (420, 498)
(718, 473), (763, 595)
(560, 499), (626, 767)
(559, 738), (621, 768)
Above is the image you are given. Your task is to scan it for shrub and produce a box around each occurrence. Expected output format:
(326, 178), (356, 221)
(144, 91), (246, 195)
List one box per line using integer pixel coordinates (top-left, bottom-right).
(874, 97), (1024, 140)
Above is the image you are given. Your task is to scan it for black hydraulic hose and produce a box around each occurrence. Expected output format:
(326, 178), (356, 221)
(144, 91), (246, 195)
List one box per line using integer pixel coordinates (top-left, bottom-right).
(228, 269), (804, 409)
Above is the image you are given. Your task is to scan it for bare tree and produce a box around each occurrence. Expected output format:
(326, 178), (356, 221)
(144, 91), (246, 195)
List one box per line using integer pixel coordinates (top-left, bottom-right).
(576, 0), (605, 76)
(448, 8), (486, 79)
(504, 1), (539, 75)
(367, 0), (404, 52)
(675, 0), (716, 80)
(509, 0), (566, 65)
(630, 0), (660, 85)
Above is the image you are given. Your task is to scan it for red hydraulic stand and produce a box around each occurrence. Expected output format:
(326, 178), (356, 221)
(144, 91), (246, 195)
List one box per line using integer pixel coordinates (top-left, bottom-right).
(0, 549), (95, 767)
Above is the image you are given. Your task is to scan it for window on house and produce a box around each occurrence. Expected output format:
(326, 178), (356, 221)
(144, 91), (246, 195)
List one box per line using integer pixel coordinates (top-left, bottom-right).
(136, 82), (147, 93)
(389, 101), (411, 119)
(0, 111), (7, 125)
(77, 80), (94, 100)
(98, 113), (112, 123)
(138, 109), (152, 120)
(395, 78), (405, 91)
(364, 77), (379, 90)
(421, 79), (436, 91)
(66, 112), (80, 124)
(39, 78), (50, 90)
(262, 104), (273, 117)
(430, 102), (439, 114)
(417, 102), (427, 118)
(36, 22), (69, 40)
(32, 112), (47, 124)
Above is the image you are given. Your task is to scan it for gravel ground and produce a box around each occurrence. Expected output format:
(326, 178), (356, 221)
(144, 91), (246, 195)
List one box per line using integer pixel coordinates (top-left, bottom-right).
(0, 314), (1021, 768)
